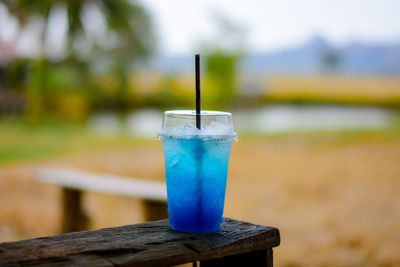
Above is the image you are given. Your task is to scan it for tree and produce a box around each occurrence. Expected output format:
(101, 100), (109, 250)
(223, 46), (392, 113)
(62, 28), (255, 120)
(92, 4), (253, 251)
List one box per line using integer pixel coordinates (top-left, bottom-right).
(3, 0), (154, 117)
(202, 12), (246, 109)
(205, 51), (239, 109)
(3, 0), (153, 61)
(320, 48), (341, 74)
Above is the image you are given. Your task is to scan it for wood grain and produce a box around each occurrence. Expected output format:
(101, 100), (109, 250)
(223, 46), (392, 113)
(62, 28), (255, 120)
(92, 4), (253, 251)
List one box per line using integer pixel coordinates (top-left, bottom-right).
(0, 218), (280, 267)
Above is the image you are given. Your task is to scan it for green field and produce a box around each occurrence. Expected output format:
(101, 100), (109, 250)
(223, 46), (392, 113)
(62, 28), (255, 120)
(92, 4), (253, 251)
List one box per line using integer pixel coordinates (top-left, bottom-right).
(0, 118), (148, 164)
(1, 114), (400, 165)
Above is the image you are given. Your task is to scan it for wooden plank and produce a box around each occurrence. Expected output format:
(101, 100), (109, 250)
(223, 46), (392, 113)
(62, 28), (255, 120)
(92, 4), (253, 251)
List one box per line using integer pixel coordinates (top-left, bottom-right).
(0, 218), (280, 267)
(36, 168), (167, 201)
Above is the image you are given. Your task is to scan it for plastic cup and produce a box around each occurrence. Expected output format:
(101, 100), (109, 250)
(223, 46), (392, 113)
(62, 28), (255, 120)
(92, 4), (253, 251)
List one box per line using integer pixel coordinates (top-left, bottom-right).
(157, 110), (237, 233)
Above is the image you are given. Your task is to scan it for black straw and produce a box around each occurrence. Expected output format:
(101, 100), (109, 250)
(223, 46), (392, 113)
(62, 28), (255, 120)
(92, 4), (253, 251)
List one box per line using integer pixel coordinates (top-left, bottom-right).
(195, 54), (201, 130)
(194, 54), (203, 229)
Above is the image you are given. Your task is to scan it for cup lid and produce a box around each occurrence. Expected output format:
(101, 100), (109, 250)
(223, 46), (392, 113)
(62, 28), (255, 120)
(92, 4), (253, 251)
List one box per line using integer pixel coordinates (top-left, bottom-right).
(157, 110), (237, 141)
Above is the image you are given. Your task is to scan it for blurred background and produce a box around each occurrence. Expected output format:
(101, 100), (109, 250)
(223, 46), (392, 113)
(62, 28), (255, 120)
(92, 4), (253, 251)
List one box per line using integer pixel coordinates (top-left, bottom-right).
(1, 0), (400, 266)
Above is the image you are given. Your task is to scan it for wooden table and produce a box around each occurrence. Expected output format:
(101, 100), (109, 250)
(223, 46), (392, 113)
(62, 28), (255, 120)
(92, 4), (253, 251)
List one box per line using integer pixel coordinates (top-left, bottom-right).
(0, 218), (280, 267)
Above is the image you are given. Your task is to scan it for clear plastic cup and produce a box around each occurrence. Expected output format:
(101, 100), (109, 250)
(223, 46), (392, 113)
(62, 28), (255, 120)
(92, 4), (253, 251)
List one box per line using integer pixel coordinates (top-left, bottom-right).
(158, 110), (237, 233)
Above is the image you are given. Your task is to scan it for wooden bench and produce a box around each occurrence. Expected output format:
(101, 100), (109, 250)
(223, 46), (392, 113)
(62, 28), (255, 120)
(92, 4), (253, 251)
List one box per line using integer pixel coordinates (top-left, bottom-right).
(0, 218), (280, 266)
(36, 168), (168, 233)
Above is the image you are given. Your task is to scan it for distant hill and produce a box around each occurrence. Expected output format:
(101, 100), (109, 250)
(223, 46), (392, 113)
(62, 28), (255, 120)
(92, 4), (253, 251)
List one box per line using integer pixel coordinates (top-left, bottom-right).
(148, 36), (400, 75)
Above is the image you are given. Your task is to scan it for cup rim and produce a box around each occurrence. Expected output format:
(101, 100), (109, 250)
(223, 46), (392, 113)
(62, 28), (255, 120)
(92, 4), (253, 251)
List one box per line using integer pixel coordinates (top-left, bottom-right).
(158, 109), (238, 142)
(165, 110), (232, 117)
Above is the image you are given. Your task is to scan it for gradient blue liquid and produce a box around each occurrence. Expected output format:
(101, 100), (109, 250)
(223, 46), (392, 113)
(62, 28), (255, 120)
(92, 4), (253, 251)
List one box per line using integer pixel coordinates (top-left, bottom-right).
(162, 136), (232, 233)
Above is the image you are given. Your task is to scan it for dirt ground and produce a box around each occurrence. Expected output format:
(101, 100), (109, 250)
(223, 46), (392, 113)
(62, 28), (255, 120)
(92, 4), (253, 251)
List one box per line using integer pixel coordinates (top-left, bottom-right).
(1, 133), (400, 267)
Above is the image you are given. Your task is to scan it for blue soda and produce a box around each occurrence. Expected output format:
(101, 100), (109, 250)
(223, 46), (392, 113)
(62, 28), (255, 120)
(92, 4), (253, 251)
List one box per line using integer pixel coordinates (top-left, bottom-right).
(162, 136), (232, 233)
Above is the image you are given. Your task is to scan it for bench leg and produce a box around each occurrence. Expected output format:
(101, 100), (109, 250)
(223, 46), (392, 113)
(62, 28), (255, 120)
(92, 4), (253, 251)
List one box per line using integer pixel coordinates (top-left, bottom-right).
(141, 199), (168, 221)
(200, 249), (273, 267)
(61, 188), (90, 233)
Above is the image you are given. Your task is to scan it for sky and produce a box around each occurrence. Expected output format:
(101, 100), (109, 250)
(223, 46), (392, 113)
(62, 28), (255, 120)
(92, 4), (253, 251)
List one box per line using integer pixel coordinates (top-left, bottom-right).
(141, 0), (400, 54)
(1, 0), (399, 58)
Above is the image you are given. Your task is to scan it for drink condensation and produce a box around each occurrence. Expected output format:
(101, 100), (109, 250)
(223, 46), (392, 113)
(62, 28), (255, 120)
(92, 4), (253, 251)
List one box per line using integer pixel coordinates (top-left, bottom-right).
(158, 110), (237, 233)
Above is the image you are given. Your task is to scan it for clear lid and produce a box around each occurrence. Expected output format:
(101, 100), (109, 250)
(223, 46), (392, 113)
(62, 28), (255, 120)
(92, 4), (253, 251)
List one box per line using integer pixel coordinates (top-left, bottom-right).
(157, 110), (238, 141)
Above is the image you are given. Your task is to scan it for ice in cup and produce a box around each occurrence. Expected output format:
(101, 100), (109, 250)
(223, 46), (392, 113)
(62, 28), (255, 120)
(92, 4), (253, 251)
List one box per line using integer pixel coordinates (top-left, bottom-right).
(157, 110), (237, 233)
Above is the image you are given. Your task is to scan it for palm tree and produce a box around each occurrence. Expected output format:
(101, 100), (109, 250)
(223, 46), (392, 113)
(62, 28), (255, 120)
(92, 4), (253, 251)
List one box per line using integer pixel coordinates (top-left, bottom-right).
(3, 0), (154, 61)
(3, 0), (154, 116)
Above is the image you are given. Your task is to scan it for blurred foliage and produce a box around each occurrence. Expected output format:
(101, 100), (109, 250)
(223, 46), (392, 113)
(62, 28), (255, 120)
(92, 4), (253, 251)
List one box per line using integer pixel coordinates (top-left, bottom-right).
(2, 58), (30, 91)
(25, 58), (91, 121)
(2, 0), (154, 120)
(1, 1), (399, 120)
(204, 51), (241, 109)
(3, 0), (153, 60)
(200, 12), (245, 110)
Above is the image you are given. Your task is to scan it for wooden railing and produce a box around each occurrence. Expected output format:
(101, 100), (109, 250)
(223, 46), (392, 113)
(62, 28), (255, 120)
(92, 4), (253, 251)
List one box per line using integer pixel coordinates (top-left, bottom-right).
(0, 218), (280, 266)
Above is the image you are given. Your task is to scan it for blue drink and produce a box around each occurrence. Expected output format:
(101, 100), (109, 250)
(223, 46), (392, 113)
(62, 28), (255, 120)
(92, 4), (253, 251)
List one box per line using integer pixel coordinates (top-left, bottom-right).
(158, 110), (237, 233)
(162, 137), (232, 232)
